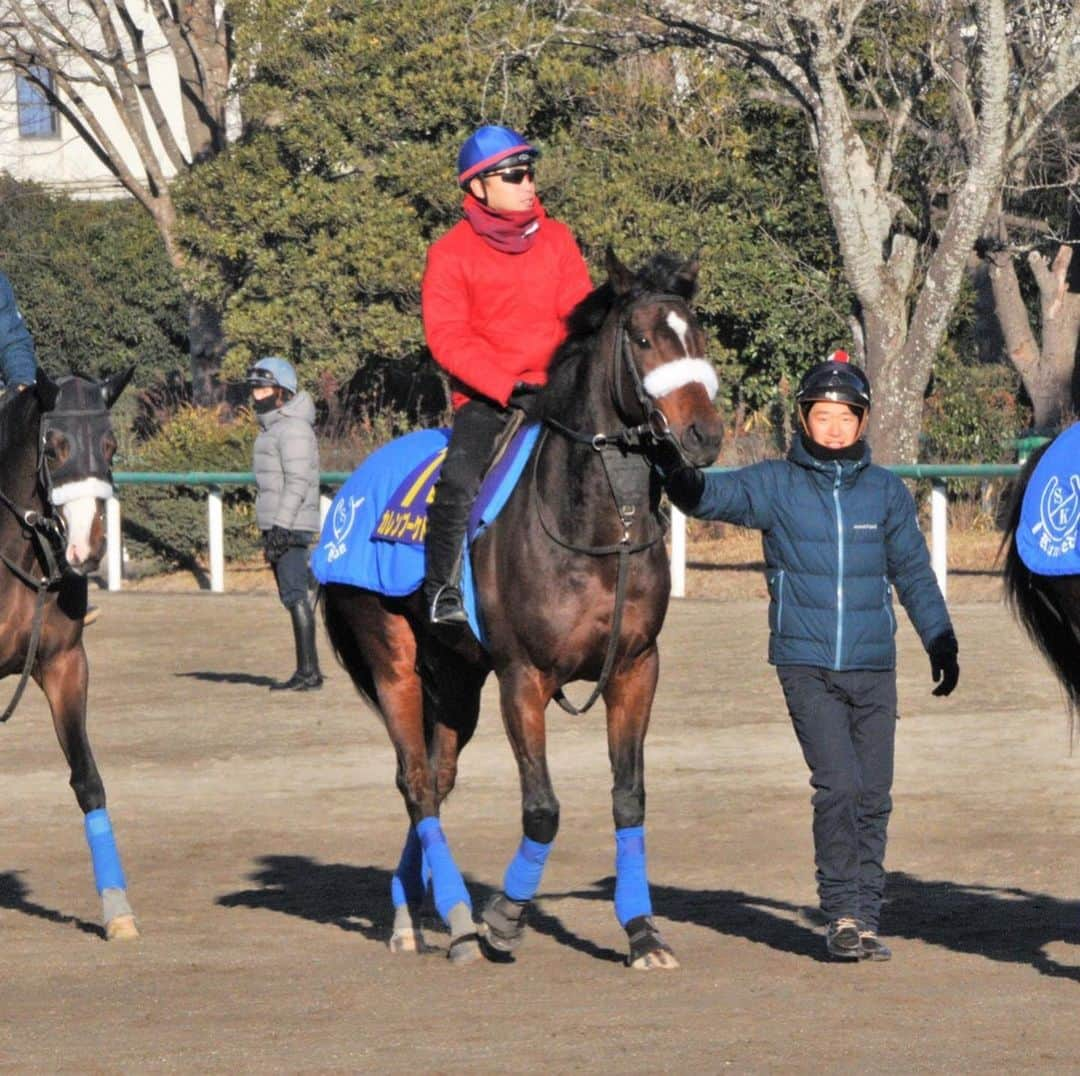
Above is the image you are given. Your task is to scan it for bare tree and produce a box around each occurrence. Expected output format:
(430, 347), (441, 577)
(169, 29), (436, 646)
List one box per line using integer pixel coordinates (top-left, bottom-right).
(627, 1), (1080, 462)
(0, 0), (231, 403)
(969, 105), (1080, 432)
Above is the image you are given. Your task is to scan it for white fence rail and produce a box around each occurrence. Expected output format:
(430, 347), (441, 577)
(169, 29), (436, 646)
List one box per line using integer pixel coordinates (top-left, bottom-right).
(108, 465), (1018, 596)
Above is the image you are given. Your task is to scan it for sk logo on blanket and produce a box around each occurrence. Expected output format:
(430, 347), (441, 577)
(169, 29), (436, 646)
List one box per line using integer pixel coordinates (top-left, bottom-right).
(324, 495), (365, 564)
(1033, 473), (1080, 557)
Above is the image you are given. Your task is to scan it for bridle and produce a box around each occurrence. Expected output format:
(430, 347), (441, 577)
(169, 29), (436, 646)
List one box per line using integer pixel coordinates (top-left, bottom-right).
(544, 291), (700, 469)
(534, 291), (707, 714)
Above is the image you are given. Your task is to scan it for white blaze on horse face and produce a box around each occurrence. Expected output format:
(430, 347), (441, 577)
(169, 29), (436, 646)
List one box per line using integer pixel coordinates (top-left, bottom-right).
(666, 310), (691, 354)
(51, 478), (113, 567)
(639, 311), (719, 401)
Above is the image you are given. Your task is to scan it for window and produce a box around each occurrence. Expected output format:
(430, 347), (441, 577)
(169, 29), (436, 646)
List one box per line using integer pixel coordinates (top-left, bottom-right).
(16, 66), (59, 139)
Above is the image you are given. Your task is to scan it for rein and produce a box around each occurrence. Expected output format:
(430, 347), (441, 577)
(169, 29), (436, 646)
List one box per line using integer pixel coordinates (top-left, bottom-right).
(0, 485), (67, 724)
(538, 293), (687, 716)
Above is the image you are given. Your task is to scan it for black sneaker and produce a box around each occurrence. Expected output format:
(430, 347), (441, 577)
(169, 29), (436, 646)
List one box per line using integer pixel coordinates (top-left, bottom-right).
(825, 916), (862, 960)
(856, 923), (892, 962)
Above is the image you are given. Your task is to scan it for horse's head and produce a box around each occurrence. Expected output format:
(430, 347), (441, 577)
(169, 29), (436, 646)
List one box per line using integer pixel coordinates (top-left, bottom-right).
(606, 249), (724, 469)
(38, 367), (133, 573)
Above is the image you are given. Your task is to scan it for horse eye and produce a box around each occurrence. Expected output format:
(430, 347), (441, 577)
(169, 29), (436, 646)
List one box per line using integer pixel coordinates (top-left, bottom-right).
(634, 334), (650, 348)
(44, 432), (68, 463)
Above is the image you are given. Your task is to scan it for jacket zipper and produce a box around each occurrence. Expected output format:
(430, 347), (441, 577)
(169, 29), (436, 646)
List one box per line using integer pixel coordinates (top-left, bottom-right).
(776, 569), (785, 632)
(833, 463), (844, 668)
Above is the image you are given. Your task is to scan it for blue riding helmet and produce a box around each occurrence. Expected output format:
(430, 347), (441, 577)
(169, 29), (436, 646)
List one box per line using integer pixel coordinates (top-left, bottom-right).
(246, 355), (298, 394)
(457, 125), (538, 187)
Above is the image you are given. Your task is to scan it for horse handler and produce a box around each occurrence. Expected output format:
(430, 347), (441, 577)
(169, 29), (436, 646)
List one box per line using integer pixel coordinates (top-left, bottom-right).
(664, 351), (959, 961)
(248, 356), (323, 691)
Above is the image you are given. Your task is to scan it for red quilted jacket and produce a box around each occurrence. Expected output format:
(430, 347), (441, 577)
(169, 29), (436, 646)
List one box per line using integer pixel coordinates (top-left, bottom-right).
(421, 205), (593, 409)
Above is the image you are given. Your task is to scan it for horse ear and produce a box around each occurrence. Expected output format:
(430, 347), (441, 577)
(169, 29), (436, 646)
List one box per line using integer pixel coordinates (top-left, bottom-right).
(672, 253), (700, 300)
(35, 368), (60, 412)
(102, 365), (135, 409)
(605, 246), (636, 297)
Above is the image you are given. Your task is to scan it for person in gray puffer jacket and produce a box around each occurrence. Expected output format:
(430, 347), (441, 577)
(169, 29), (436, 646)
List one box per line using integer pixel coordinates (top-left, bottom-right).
(248, 355), (322, 691)
(663, 351), (958, 965)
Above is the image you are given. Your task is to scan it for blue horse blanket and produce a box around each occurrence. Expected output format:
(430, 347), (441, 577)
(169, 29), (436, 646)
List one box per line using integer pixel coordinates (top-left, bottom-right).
(1017, 423), (1080, 575)
(311, 424), (541, 643)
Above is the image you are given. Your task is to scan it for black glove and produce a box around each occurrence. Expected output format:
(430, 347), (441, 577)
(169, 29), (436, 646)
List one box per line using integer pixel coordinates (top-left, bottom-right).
(263, 525), (291, 565)
(928, 630), (959, 697)
(663, 466), (706, 513)
(508, 381), (542, 417)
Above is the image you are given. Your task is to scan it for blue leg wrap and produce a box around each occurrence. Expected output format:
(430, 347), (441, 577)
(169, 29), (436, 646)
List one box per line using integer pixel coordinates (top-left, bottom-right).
(390, 826), (426, 910)
(614, 825), (652, 927)
(84, 808), (127, 894)
(503, 836), (553, 902)
(415, 817), (471, 923)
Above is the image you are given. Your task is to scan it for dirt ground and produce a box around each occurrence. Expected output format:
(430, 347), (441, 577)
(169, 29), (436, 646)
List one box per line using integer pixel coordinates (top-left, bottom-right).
(1, 553), (1078, 1072)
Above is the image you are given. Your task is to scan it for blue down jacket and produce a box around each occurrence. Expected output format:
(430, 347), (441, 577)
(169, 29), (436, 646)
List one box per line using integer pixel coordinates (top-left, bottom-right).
(688, 437), (952, 670)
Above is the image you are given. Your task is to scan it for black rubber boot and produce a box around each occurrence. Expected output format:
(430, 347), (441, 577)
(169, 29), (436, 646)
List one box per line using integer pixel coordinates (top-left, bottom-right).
(271, 599), (323, 691)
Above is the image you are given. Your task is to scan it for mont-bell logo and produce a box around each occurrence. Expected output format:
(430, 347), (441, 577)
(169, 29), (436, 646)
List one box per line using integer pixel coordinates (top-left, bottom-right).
(1032, 473), (1080, 558)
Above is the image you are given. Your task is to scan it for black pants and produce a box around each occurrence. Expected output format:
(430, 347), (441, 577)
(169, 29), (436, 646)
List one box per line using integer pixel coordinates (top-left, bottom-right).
(424, 399), (513, 589)
(269, 532), (315, 609)
(776, 665), (897, 930)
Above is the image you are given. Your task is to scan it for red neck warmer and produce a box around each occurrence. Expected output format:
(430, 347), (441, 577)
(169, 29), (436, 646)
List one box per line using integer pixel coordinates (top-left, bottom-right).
(462, 194), (544, 254)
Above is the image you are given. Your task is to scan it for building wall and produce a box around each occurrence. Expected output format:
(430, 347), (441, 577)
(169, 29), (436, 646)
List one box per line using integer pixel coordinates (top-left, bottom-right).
(0, 12), (190, 200)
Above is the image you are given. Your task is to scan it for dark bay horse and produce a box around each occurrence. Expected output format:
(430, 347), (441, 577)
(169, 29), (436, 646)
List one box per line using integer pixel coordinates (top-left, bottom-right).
(0, 370), (139, 940)
(323, 251), (724, 968)
(1002, 430), (1080, 737)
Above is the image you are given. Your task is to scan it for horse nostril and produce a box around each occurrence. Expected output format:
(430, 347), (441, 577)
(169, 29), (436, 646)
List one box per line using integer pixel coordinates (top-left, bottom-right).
(684, 423), (705, 449)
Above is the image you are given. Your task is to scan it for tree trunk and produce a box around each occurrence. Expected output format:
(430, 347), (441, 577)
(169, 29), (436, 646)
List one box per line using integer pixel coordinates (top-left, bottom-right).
(188, 299), (226, 407)
(862, 299), (923, 465)
(987, 242), (1080, 431)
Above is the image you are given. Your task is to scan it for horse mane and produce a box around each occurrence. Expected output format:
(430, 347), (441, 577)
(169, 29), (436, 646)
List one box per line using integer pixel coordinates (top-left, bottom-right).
(539, 252), (699, 416)
(0, 385), (38, 460)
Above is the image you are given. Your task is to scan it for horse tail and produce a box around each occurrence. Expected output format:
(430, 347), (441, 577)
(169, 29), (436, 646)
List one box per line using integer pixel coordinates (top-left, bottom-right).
(1001, 440), (1080, 729)
(320, 584), (383, 717)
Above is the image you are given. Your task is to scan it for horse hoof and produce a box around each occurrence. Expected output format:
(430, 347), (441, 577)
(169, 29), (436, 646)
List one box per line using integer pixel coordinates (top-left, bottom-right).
(629, 946), (680, 971)
(106, 914), (139, 941)
(388, 928), (428, 954)
(625, 915), (678, 971)
(480, 892), (528, 955)
(447, 931), (483, 965)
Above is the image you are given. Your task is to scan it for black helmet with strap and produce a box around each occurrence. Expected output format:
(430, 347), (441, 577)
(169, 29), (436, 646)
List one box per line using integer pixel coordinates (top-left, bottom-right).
(795, 349), (871, 412)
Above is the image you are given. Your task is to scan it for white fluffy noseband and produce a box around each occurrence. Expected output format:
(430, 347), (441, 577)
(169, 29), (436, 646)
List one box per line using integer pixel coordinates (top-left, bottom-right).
(50, 477), (114, 507)
(642, 358), (719, 401)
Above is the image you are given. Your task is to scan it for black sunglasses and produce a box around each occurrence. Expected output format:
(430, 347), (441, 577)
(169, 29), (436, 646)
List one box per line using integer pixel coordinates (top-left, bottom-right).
(485, 165), (535, 185)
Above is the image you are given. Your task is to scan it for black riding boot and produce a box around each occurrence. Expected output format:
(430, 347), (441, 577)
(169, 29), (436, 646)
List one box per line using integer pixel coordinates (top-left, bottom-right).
(271, 599), (323, 691)
(423, 508), (469, 627)
(423, 400), (510, 627)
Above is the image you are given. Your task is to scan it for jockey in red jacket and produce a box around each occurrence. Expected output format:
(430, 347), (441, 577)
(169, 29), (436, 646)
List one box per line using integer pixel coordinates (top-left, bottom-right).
(421, 124), (593, 626)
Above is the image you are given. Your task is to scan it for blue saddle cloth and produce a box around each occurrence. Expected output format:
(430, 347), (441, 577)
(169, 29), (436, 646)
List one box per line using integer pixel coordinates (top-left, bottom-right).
(311, 423), (541, 643)
(1017, 424), (1080, 575)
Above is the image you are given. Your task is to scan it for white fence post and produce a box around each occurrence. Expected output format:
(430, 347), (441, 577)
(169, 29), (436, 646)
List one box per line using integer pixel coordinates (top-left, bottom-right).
(931, 479), (948, 600)
(208, 488), (225, 594)
(320, 493), (332, 528)
(670, 506), (687, 598)
(106, 495), (122, 592)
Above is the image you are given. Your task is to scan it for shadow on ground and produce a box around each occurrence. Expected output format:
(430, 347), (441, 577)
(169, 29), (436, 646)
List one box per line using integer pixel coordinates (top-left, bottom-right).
(176, 671), (278, 687)
(216, 857), (1080, 979)
(0, 871), (104, 939)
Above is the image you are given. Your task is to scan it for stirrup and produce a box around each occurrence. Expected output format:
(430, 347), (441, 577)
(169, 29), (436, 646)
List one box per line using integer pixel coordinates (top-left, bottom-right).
(428, 583), (469, 626)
